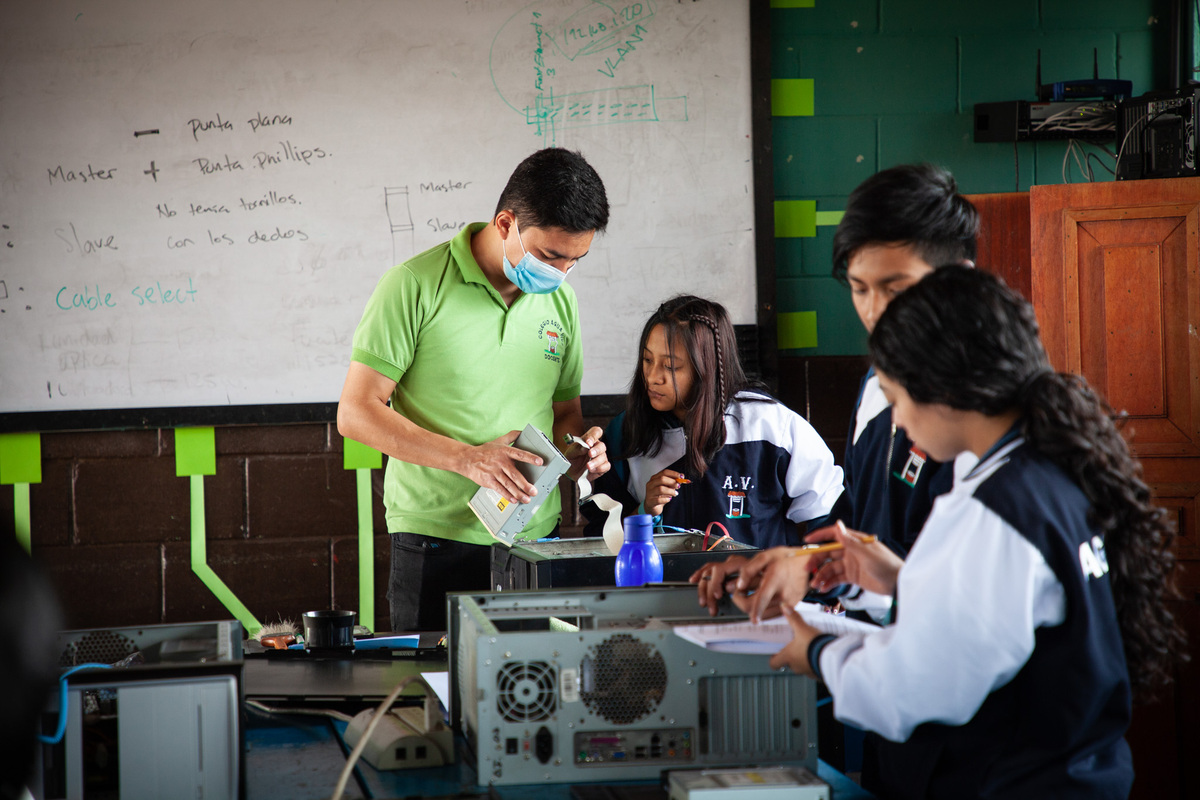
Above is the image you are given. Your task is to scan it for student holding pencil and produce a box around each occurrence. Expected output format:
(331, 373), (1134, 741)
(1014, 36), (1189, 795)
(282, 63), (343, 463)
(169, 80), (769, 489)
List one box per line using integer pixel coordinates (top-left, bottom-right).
(581, 295), (844, 549)
(735, 267), (1184, 799)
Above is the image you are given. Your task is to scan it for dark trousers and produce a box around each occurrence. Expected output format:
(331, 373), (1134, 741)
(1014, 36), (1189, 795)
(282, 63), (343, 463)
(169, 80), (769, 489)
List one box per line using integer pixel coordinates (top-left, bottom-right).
(387, 531), (493, 632)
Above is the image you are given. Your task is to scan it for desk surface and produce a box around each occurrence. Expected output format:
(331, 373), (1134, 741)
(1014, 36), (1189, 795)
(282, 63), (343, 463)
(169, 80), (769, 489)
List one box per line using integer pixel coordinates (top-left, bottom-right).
(245, 709), (874, 800)
(241, 635), (873, 799)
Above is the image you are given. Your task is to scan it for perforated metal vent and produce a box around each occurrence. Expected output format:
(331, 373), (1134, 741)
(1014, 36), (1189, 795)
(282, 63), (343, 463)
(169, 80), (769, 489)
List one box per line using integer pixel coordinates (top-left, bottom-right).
(59, 630), (136, 667)
(579, 634), (667, 725)
(497, 661), (557, 723)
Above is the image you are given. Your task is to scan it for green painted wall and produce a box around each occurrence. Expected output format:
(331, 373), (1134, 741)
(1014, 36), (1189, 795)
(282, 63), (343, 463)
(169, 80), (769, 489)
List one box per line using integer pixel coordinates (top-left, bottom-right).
(771, 0), (1171, 356)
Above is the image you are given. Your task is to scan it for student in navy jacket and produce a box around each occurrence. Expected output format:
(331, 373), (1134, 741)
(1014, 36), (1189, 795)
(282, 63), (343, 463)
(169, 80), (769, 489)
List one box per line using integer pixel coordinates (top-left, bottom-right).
(582, 295), (843, 549)
(730, 267), (1184, 799)
(826, 164), (979, 557)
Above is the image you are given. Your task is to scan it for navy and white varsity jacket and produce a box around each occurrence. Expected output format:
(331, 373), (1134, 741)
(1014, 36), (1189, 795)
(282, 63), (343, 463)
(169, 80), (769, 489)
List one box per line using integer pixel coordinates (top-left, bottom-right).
(813, 431), (1133, 799)
(583, 391), (844, 549)
(832, 368), (956, 555)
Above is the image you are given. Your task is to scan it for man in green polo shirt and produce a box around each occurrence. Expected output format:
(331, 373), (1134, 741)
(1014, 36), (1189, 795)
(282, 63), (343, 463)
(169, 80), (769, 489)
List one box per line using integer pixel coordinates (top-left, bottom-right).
(338, 148), (611, 631)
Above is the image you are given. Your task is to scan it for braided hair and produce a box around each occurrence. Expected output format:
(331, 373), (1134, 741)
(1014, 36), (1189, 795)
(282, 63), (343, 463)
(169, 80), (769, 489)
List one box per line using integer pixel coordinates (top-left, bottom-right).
(623, 295), (765, 477)
(869, 265), (1185, 700)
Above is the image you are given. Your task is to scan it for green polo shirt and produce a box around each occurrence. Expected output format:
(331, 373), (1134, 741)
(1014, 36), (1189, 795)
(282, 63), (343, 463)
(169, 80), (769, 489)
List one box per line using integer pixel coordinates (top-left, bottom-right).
(350, 223), (583, 545)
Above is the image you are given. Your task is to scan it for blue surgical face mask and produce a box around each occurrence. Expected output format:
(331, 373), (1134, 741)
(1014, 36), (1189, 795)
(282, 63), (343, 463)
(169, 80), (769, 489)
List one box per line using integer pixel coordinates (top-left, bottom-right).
(501, 218), (572, 295)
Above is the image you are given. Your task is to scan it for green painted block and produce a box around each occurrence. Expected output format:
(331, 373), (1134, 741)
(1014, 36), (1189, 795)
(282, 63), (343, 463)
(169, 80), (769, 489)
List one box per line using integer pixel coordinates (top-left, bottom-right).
(771, 0), (816, 8)
(771, 1), (877, 39)
(344, 437), (383, 470)
(0, 432), (42, 485)
(1042, 0), (1158, 31)
(816, 211), (845, 226)
(776, 236), (807, 279)
(778, 311), (819, 349)
(773, 115), (877, 196)
(884, 0), (1036, 33)
(175, 427), (216, 477)
(772, 79), (815, 116)
(1115, 30), (1154, 96)
(798, 204), (843, 278)
(775, 200), (817, 238)
(776, 276), (868, 355)
(1033, 139), (1116, 185)
(797, 35), (957, 115)
(1041, 33), (1122, 89)
(878, 112), (988, 184)
(961, 33), (1050, 109)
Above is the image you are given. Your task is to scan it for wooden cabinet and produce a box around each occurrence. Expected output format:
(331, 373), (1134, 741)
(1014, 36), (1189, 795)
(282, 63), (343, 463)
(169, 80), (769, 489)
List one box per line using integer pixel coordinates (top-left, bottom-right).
(1031, 177), (1200, 800)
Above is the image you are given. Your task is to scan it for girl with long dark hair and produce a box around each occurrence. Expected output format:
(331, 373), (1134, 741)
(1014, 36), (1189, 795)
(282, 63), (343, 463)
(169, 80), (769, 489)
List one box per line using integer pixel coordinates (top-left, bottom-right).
(583, 295), (843, 548)
(721, 266), (1183, 799)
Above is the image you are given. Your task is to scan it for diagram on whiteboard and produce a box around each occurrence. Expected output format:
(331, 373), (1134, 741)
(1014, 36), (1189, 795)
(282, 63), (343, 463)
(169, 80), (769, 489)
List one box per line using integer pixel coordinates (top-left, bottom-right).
(489, 1), (688, 145)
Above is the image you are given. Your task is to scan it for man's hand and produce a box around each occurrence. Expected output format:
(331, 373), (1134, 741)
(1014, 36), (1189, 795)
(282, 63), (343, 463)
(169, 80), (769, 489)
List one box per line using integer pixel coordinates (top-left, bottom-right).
(458, 430), (543, 503)
(564, 426), (609, 482)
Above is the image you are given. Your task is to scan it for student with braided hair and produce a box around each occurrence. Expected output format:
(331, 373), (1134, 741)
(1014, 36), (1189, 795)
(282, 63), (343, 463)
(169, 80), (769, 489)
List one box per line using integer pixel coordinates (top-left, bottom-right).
(582, 295), (844, 549)
(739, 266), (1184, 799)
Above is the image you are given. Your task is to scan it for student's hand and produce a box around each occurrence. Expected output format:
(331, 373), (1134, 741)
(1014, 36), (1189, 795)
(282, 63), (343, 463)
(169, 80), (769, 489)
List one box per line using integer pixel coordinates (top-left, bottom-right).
(689, 554), (751, 617)
(644, 469), (687, 516)
(734, 546), (817, 624)
(767, 603), (821, 677)
(564, 427), (609, 482)
(459, 430), (542, 504)
(807, 524), (905, 596)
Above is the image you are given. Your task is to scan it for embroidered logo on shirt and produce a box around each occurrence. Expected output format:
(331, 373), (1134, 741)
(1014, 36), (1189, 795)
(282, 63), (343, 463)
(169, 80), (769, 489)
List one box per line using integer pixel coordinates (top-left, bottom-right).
(721, 476), (754, 519)
(538, 319), (566, 362)
(726, 491), (750, 519)
(893, 445), (928, 487)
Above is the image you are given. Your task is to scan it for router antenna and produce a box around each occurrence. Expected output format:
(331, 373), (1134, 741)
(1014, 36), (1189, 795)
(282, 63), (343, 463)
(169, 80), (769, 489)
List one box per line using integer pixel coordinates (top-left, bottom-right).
(1036, 49), (1043, 99)
(1093, 47), (1099, 79)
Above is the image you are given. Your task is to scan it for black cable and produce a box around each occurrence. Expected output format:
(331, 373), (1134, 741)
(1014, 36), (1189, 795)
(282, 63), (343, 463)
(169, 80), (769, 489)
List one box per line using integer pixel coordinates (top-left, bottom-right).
(1115, 110), (1169, 176)
(1013, 140), (1019, 191)
(1087, 152), (1116, 176)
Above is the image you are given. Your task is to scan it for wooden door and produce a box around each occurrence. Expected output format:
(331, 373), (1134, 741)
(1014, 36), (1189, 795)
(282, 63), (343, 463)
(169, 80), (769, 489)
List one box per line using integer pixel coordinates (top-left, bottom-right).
(1031, 177), (1200, 800)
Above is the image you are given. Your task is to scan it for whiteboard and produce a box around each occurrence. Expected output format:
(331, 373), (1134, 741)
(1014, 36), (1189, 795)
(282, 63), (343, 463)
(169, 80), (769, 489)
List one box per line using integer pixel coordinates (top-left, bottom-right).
(0, 0), (757, 421)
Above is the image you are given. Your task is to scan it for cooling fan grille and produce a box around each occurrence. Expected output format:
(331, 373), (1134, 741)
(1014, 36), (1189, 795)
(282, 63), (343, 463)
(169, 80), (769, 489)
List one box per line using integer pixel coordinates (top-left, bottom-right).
(580, 634), (667, 725)
(59, 630), (137, 667)
(496, 660), (557, 723)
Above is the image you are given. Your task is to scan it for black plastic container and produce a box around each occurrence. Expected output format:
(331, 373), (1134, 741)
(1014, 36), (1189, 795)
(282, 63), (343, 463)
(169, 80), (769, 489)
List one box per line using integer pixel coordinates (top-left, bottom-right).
(302, 610), (356, 650)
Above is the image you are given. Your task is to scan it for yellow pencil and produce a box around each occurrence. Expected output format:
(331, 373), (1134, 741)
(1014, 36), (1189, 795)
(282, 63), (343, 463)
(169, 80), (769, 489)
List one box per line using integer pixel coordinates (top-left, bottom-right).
(792, 530), (877, 557)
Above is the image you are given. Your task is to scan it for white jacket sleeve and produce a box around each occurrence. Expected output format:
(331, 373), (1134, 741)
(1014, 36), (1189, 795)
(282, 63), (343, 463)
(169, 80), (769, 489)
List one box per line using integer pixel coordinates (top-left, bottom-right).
(817, 491), (1066, 742)
(782, 413), (844, 523)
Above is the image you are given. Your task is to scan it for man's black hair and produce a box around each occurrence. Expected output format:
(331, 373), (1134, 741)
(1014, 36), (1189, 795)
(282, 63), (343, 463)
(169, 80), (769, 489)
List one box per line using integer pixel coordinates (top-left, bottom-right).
(495, 147), (609, 233)
(831, 163), (978, 283)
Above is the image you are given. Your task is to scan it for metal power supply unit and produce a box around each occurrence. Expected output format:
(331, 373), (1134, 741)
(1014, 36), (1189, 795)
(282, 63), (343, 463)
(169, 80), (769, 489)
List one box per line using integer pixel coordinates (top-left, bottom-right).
(448, 586), (817, 786)
(490, 532), (757, 591)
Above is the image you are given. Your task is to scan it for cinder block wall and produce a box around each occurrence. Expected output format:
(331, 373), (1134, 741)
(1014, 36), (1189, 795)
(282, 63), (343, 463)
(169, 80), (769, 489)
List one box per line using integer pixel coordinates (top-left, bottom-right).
(0, 421), (605, 634)
(771, 0), (1166, 359)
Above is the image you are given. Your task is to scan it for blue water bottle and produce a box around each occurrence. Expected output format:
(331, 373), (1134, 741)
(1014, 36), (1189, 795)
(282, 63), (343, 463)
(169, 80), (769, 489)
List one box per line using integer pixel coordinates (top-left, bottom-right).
(614, 514), (664, 587)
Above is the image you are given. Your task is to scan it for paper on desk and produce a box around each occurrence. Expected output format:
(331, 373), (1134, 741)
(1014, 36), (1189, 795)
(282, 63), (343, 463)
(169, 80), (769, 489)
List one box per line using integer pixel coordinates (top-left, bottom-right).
(422, 671), (451, 713)
(673, 602), (879, 654)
